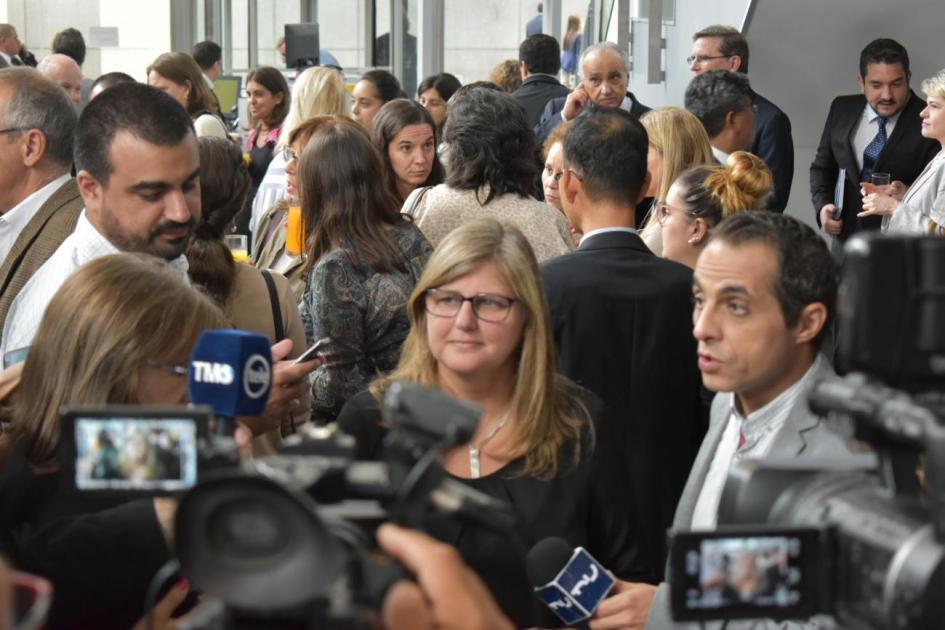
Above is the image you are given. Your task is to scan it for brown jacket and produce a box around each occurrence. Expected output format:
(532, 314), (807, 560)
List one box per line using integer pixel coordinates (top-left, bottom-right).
(0, 178), (83, 335)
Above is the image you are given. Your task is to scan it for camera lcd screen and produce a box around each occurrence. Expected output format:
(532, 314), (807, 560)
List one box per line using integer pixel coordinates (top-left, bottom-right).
(669, 528), (821, 621)
(73, 417), (198, 492)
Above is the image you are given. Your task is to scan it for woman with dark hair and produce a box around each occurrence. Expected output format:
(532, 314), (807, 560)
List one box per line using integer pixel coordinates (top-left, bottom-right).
(146, 52), (228, 138)
(297, 117), (432, 423)
(188, 136), (310, 449)
(417, 72), (461, 133)
(404, 85), (574, 262)
(244, 66), (290, 191)
(352, 69), (403, 130)
(371, 99), (444, 205)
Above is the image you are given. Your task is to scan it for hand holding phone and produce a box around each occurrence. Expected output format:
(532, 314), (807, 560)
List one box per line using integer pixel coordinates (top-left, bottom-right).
(292, 337), (332, 366)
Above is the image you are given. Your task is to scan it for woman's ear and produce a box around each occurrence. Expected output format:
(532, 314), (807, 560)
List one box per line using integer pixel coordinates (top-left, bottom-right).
(688, 217), (710, 245)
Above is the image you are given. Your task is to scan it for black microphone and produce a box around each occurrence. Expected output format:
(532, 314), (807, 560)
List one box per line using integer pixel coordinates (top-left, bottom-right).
(526, 537), (616, 627)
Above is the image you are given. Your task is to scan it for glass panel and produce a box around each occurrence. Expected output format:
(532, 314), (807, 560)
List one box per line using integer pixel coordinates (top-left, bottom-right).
(257, 0), (302, 69)
(443, 0), (524, 85)
(560, 0), (589, 87)
(318, 0), (367, 70)
(230, 0), (250, 70)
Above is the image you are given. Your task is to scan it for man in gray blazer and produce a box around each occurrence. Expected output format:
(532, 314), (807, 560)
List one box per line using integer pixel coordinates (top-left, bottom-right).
(591, 212), (872, 629)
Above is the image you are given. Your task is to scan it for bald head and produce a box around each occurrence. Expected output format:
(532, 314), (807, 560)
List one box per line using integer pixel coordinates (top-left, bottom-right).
(37, 53), (82, 106)
(580, 43), (630, 109)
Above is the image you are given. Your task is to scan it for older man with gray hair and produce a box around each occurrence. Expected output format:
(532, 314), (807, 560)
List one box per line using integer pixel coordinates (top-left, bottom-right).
(536, 41), (650, 145)
(0, 67), (81, 335)
(36, 53), (82, 107)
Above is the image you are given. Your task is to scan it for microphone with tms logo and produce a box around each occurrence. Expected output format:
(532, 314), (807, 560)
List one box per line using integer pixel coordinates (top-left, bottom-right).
(526, 537), (616, 627)
(188, 329), (273, 430)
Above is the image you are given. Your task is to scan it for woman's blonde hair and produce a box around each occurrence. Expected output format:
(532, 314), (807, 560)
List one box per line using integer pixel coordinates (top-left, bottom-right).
(674, 150), (773, 226)
(277, 66), (350, 149)
(922, 69), (945, 100)
(370, 218), (587, 479)
(147, 52), (219, 117)
(641, 106), (715, 202)
(11, 254), (227, 466)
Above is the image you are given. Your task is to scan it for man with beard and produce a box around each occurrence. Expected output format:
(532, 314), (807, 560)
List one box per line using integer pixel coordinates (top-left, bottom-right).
(1, 82), (199, 361)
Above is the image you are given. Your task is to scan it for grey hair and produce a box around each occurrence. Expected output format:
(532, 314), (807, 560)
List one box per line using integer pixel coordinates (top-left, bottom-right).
(579, 41), (629, 74)
(0, 67), (76, 168)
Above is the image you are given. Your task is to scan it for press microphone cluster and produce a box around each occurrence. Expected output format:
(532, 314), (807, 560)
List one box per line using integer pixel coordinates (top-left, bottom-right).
(188, 329), (273, 432)
(526, 537), (616, 627)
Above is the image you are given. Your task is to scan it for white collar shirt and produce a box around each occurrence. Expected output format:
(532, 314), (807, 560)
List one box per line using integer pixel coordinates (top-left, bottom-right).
(690, 355), (825, 529)
(0, 174), (70, 260)
(852, 102), (904, 174)
(712, 145), (730, 165)
(1, 210), (190, 365)
(578, 226), (638, 248)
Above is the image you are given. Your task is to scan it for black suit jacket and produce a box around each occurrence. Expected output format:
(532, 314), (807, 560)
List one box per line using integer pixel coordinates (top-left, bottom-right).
(541, 230), (707, 576)
(750, 90), (794, 213)
(535, 91), (651, 147)
(512, 73), (570, 128)
(810, 91), (938, 239)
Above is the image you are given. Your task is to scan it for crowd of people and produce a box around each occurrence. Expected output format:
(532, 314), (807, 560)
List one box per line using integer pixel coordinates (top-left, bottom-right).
(0, 18), (932, 630)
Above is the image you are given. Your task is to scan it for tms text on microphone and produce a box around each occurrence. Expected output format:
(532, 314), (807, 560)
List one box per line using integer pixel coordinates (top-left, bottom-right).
(526, 537), (616, 626)
(188, 329), (273, 423)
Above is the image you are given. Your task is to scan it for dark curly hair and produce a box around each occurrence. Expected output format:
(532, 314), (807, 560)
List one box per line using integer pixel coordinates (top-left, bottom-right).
(712, 211), (839, 350)
(442, 85), (537, 204)
(186, 136), (251, 306)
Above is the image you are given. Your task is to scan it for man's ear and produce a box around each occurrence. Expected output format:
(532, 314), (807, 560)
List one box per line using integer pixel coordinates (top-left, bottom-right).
(857, 73), (866, 94)
(561, 167), (580, 204)
(20, 129), (46, 167)
(792, 302), (828, 346)
(76, 170), (104, 216)
(729, 55), (743, 72)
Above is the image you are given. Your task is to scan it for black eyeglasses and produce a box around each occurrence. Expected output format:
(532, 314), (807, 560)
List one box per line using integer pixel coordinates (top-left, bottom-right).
(686, 54), (732, 65)
(424, 289), (518, 323)
(144, 359), (189, 377)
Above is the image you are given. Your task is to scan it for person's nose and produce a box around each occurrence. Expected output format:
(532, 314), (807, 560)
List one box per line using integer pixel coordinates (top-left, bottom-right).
(454, 299), (478, 331)
(692, 302), (718, 343)
(165, 189), (193, 224)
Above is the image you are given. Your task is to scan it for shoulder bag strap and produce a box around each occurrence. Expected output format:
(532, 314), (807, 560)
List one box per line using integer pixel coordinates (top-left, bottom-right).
(260, 269), (285, 342)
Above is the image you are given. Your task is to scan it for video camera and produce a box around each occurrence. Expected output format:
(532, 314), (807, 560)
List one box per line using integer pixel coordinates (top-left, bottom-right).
(667, 234), (945, 629)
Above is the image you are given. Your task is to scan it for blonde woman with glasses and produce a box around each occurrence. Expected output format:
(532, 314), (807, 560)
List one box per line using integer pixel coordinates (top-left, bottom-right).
(337, 218), (652, 628)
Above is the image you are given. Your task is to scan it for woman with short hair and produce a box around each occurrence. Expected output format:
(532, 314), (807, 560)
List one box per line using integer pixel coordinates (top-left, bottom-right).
(404, 86), (574, 262)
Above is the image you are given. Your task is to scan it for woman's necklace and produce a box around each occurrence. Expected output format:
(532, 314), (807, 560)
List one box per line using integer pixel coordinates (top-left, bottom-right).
(469, 411), (510, 479)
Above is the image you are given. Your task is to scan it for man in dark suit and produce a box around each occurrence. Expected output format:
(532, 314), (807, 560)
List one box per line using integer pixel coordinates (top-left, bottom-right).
(811, 38), (938, 241)
(541, 108), (705, 578)
(685, 70), (755, 164)
(535, 42), (650, 146)
(689, 25), (793, 213)
(0, 25), (25, 68)
(512, 34), (569, 128)
(591, 212), (874, 629)
(0, 68), (81, 335)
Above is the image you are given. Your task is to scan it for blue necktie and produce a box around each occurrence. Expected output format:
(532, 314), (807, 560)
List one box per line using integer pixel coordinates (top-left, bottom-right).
(861, 116), (888, 181)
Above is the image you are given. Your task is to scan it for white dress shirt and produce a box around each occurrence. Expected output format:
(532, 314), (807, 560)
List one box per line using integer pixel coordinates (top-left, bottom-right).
(1, 211), (189, 364)
(249, 151), (288, 238)
(578, 226), (638, 248)
(0, 174), (70, 259)
(690, 355), (825, 529)
(711, 146), (729, 165)
(851, 103), (903, 174)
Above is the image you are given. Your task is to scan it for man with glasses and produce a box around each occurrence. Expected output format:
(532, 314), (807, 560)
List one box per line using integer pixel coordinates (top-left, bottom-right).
(0, 68), (81, 338)
(535, 41), (650, 146)
(689, 25), (793, 213)
(685, 70), (756, 167)
(541, 108), (706, 579)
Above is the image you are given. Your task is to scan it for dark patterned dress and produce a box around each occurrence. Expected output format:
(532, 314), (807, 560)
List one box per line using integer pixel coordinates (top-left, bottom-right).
(299, 220), (432, 423)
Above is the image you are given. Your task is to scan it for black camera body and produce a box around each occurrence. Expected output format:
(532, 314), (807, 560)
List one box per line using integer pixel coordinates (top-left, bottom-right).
(667, 234), (945, 629)
(168, 382), (517, 628)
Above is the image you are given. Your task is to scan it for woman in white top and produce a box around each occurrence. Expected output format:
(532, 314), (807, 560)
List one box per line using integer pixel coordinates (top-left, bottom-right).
(861, 69), (945, 234)
(147, 52), (228, 140)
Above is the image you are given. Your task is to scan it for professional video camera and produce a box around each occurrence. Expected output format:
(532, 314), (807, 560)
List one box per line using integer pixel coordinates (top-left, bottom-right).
(667, 234), (945, 630)
(57, 327), (516, 628)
